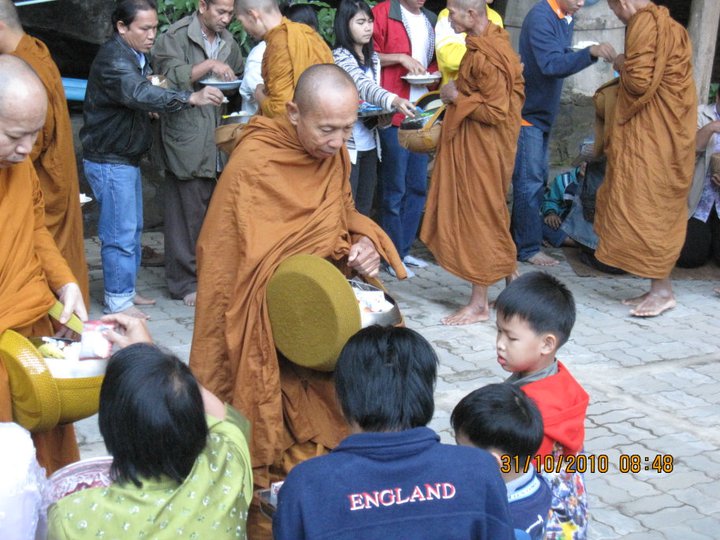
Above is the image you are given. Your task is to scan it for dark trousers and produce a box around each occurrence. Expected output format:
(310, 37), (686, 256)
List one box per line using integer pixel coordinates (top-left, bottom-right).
(677, 207), (720, 268)
(164, 172), (215, 298)
(349, 149), (378, 216)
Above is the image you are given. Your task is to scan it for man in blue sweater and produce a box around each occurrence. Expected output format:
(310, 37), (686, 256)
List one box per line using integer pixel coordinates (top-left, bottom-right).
(511, 0), (615, 266)
(273, 326), (514, 539)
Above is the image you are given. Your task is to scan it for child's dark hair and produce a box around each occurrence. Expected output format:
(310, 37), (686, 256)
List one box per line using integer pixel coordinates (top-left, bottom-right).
(495, 271), (575, 347)
(451, 383), (544, 462)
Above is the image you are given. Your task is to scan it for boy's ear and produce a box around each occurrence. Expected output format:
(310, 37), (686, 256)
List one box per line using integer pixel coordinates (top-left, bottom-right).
(540, 332), (558, 355)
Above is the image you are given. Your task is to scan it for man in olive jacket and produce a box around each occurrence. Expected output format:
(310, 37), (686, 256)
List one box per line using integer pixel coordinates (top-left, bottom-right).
(152, 0), (243, 306)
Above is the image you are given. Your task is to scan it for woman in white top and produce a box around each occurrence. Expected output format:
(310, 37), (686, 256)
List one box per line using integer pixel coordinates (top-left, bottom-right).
(332, 0), (415, 216)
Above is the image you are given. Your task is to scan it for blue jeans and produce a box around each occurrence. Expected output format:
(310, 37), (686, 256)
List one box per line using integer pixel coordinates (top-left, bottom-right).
(378, 127), (429, 258)
(511, 125), (549, 261)
(83, 160), (142, 313)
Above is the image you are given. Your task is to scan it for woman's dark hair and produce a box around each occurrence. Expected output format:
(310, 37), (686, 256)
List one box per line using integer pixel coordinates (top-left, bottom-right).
(495, 271), (576, 347)
(335, 326), (438, 432)
(282, 3), (319, 31)
(333, 0), (374, 68)
(99, 343), (208, 488)
(112, 0), (157, 32)
(451, 384), (544, 462)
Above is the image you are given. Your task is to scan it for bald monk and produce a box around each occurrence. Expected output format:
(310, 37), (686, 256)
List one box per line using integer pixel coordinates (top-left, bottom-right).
(0, 55), (88, 474)
(421, 0), (523, 325)
(0, 0), (89, 304)
(191, 64), (405, 537)
(233, 0), (333, 118)
(595, 0), (696, 317)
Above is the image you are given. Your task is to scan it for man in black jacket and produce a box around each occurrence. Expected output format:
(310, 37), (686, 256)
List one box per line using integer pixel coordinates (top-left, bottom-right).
(81, 0), (223, 318)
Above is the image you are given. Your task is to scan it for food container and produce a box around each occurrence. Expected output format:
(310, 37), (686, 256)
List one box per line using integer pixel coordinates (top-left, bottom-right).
(398, 91), (445, 154)
(710, 153), (720, 176)
(47, 456), (113, 503)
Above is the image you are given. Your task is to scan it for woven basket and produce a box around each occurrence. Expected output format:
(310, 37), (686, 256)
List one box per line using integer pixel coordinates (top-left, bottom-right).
(398, 91), (445, 154)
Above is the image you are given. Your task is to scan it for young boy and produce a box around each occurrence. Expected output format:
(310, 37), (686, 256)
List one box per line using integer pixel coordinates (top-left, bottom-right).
(452, 383), (552, 540)
(494, 272), (589, 539)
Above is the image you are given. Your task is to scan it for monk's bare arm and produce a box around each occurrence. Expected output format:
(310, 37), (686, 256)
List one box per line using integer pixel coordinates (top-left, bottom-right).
(618, 11), (657, 97)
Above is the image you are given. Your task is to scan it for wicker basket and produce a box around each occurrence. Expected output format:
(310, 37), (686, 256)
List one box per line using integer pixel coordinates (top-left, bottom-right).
(398, 91), (445, 154)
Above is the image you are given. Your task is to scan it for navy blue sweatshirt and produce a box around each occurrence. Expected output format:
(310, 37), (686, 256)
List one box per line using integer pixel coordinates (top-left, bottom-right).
(273, 427), (514, 539)
(519, 0), (596, 132)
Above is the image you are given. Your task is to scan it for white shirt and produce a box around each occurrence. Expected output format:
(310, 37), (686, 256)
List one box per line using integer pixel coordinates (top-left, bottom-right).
(402, 5), (430, 101)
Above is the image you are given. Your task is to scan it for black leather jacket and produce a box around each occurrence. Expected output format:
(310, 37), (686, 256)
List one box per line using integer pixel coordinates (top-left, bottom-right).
(81, 34), (193, 165)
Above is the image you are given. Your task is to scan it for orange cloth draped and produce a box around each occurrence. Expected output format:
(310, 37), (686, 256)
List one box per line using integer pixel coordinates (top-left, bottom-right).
(595, 4), (696, 278)
(11, 35), (89, 303)
(0, 161), (80, 474)
(260, 18), (333, 118)
(421, 24), (523, 285)
(190, 115), (404, 486)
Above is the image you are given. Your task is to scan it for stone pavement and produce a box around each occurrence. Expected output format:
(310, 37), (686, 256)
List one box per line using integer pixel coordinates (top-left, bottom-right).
(76, 232), (720, 539)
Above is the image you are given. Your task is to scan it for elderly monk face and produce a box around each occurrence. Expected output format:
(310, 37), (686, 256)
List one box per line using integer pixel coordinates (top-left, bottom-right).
(235, 10), (265, 40)
(447, 0), (473, 34)
(557, 0), (585, 16)
(117, 8), (158, 53)
(0, 92), (46, 169)
(607, 0), (632, 24)
(199, 0), (234, 35)
(287, 86), (358, 160)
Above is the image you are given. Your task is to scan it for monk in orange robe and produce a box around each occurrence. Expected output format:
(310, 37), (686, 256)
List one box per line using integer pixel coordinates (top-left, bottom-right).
(595, 0), (696, 317)
(0, 54), (87, 474)
(234, 0), (333, 118)
(190, 65), (404, 537)
(1, 3), (90, 303)
(421, 0), (523, 325)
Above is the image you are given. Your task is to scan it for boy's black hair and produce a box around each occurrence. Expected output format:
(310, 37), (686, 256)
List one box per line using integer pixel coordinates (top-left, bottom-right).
(335, 325), (438, 432)
(495, 271), (576, 347)
(100, 343), (208, 488)
(282, 3), (319, 31)
(451, 383), (544, 462)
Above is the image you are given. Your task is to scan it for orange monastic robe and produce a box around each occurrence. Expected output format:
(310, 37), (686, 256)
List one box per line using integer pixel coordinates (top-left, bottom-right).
(595, 4), (696, 278)
(12, 34), (89, 303)
(421, 24), (524, 285)
(260, 18), (333, 118)
(190, 115), (404, 486)
(0, 160), (80, 474)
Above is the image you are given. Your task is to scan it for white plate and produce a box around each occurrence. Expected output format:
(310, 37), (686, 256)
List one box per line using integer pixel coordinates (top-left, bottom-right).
(200, 78), (242, 91)
(573, 40), (599, 50)
(402, 73), (441, 86)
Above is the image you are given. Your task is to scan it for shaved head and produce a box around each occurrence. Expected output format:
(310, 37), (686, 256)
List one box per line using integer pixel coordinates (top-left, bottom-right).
(0, 54), (47, 167)
(293, 63), (358, 114)
(0, 0), (21, 30)
(234, 0), (278, 14)
(450, 0), (486, 13)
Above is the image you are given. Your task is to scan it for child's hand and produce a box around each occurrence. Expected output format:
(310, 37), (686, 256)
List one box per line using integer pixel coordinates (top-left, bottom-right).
(544, 213), (562, 230)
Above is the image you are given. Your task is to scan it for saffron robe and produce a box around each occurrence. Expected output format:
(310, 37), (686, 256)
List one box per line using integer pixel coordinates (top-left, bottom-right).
(12, 34), (89, 303)
(260, 18), (333, 118)
(595, 4), (696, 278)
(0, 160), (80, 474)
(421, 24), (523, 285)
(190, 115), (404, 486)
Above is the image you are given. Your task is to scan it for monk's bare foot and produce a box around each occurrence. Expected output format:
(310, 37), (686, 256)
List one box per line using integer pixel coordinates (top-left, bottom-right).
(526, 252), (559, 266)
(622, 292), (649, 306)
(630, 293), (676, 318)
(183, 292), (197, 307)
(119, 305), (150, 320)
(442, 304), (490, 325)
(133, 293), (156, 306)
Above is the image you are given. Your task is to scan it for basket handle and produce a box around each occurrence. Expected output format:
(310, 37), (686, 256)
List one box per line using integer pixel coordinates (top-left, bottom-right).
(421, 105), (446, 133)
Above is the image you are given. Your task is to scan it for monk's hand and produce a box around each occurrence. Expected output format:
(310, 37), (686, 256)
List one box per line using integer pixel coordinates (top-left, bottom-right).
(712, 174), (720, 188)
(392, 96), (416, 118)
(254, 84), (267, 104)
(400, 55), (426, 75)
(56, 282), (88, 324)
(100, 313), (153, 349)
(612, 53), (626, 73)
(348, 236), (381, 278)
(590, 42), (617, 63)
(440, 81), (458, 104)
(189, 86), (225, 107)
(544, 213), (562, 230)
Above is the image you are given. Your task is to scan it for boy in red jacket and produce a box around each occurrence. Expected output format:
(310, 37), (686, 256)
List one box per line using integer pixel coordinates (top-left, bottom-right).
(495, 271), (589, 539)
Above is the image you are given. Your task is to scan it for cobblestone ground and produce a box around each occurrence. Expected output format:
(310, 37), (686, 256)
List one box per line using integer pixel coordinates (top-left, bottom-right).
(77, 233), (720, 539)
